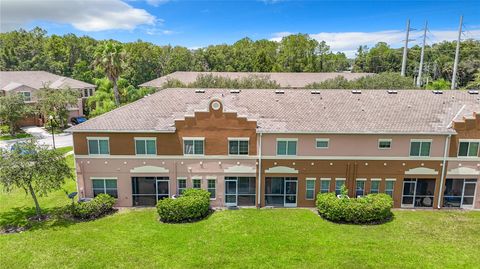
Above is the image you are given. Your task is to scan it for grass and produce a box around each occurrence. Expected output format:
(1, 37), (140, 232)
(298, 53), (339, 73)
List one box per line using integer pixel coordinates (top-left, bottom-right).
(1, 152), (480, 268)
(0, 133), (33, 141)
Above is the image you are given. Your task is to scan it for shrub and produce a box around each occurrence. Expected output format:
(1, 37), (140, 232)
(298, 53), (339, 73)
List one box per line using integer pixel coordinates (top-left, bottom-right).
(316, 192), (393, 224)
(0, 125), (9, 134)
(73, 194), (116, 220)
(156, 188), (211, 223)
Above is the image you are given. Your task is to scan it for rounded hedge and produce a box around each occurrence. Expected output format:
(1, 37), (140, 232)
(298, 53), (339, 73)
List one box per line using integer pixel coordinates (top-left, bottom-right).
(156, 189), (211, 223)
(73, 194), (116, 220)
(316, 193), (393, 224)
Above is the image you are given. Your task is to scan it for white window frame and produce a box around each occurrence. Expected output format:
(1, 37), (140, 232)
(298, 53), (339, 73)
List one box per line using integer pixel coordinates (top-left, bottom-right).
(457, 139), (480, 158)
(207, 178), (216, 200)
(370, 178), (382, 194)
(91, 177), (118, 198)
(378, 139), (392, 149)
(134, 137), (157, 155)
(385, 178), (396, 197)
(305, 178), (316, 200)
(320, 178), (331, 193)
(183, 137), (205, 156)
(355, 178), (366, 197)
(409, 139), (432, 157)
(315, 138), (330, 149)
(276, 138), (298, 156)
(228, 137), (250, 156)
(19, 91), (32, 102)
(87, 137), (110, 155)
(177, 177), (187, 195)
(192, 178), (202, 189)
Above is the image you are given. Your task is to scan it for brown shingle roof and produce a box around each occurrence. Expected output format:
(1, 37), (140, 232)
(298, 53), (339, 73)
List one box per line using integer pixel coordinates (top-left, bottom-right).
(68, 89), (480, 134)
(0, 71), (95, 91)
(139, 71), (374, 89)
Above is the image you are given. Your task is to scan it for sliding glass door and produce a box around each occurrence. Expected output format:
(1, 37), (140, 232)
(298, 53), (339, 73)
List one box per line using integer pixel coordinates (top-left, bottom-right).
(225, 177), (256, 207)
(225, 179), (237, 207)
(265, 177), (298, 207)
(402, 178), (435, 208)
(444, 179), (477, 208)
(132, 177), (169, 206)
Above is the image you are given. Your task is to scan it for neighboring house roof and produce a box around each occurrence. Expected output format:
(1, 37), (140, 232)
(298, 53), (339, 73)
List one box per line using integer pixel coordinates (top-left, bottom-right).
(139, 71), (374, 89)
(0, 71), (95, 91)
(68, 88), (480, 134)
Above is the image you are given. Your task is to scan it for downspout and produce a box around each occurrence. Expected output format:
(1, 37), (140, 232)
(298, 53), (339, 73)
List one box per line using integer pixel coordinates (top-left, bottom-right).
(257, 133), (263, 208)
(438, 134), (451, 209)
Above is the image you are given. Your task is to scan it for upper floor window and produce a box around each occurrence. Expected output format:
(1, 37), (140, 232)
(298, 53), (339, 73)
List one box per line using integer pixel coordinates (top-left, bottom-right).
(378, 139), (392, 149)
(20, 91), (31, 102)
(135, 138), (156, 155)
(316, 138), (329, 149)
(277, 139), (297, 156)
(458, 140), (479, 157)
(87, 137), (109, 155)
(409, 140), (431, 157)
(228, 138), (249, 155)
(183, 138), (204, 155)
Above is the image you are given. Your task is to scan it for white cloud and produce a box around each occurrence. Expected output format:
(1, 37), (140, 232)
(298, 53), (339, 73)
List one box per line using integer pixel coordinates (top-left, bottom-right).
(146, 0), (169, 7)
(1, 0), (157, 32)
(271, 29), (480, 57)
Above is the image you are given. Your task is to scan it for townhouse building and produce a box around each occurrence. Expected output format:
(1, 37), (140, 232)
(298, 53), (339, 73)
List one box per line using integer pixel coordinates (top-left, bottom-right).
(68, 88), (480, 209)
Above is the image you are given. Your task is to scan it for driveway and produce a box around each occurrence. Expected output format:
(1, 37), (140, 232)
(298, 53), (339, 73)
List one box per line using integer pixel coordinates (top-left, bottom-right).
(0, 126), (73, 149)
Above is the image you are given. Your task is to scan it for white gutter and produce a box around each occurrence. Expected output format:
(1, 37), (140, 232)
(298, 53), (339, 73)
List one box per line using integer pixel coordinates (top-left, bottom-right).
(438, 134), (451, 209)
(257, 133), (263, 208)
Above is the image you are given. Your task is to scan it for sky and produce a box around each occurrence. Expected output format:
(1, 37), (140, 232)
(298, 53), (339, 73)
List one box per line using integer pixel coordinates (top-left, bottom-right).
(1, 0), (479, 57)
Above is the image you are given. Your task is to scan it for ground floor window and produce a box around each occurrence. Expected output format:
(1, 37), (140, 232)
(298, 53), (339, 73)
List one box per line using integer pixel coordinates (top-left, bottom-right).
(177, 178), (187, 195)
(335, 179), (345, 195)
(385, 180), (395, 197)
(370, 179), (380, 194)
(225, 177), (256, 206)
(443, 179), (477, 208)
(208, 179), (216, 199)
(265, 177), (297, 207)
(402, 178), (435, 208)
(355, 179), (365, 197)
(305, 179), (315, 200)
(92, 178), (118, 198)
(320, 179), (330, 193)
(192, 178), (201, 189)
(132, 177), (169, 206)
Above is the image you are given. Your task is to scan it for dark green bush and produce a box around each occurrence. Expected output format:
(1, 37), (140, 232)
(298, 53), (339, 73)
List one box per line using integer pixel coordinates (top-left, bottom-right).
(156, 188), (211, 223)
(316, 193), (393, 224)
(73, 194), (116, 220)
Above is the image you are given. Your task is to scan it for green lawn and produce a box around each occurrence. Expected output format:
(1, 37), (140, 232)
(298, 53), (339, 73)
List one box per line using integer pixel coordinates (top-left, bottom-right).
(0, 133), (33, 141)
(1, 153), (480, 268)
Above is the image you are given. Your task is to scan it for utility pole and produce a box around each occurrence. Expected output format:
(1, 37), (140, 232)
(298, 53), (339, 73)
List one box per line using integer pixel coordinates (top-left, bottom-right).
(416, 21), (428, 87)
(401, 19), (411, 77)
(451, 15), (463, 90)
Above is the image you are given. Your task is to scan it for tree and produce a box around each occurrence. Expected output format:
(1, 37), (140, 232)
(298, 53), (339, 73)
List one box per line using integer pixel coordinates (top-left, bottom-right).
(426, 79), (451, 90)
(0, 93), (29, 135)
(94, 41), (125, 106)
(36, 87), (79, 128)
(0, 140), (72, 219)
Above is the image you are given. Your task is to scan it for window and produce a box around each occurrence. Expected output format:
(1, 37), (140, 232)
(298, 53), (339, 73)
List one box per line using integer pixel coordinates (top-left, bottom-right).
(208, 179), (216, 199)
(20, 91), (31, 102)
(320, 179), (331, 193)
(335, 179), (345, 195)
(135, 138), (156, 155)
(458, 141), (479, 157)
(87, 137), (109, 155)
(410, 140), (431, 157)
(316, 139), (329, 149)
(92, 178), (117, 198)
(378, 139), (392, 149)
(178, 178), (187, 195)
(385, 180), (395, 197)
(306, 179), (315, 200)
(183, 138), (204, 155)
(277, 139), (297, 156)
(356, 179), (365, 197)
(192, 178), (201, 189)
(370, 179), (381, 194)
(83, 88), (89, 97)
(228, 139), (249, 155)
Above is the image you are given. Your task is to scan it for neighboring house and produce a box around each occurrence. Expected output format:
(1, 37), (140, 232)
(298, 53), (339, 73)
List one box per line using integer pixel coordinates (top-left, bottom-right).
(0, 71), (96, 126)
(139, 71), (374, 89)
(67, 88), (480, 210)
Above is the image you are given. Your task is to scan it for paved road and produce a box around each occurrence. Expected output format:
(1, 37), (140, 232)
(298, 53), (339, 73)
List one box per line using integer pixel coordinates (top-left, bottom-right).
(0, 126), (73, 150)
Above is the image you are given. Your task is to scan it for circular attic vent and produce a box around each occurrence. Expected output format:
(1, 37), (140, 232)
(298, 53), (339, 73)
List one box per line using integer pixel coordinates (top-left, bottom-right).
(211, 101), (221, 110)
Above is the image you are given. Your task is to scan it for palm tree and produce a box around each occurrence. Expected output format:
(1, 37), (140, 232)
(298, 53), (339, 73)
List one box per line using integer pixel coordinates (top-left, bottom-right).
(94, 41), (125, 106)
